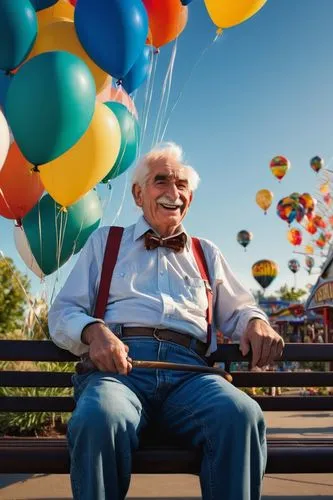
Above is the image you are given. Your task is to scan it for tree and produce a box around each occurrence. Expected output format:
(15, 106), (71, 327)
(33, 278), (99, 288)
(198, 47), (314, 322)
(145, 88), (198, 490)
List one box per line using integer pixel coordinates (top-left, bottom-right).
(275, 284), (307, 302)
(0, 257), (30, 336)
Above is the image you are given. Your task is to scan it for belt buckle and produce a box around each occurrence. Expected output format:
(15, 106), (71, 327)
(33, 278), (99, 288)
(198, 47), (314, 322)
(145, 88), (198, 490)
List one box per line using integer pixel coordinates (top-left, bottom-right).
(153, 328), (162, 341)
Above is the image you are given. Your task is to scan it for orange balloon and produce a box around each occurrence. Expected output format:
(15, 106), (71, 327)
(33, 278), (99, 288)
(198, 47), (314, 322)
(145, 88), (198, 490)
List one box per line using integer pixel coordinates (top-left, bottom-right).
(142, 0), (188, 48)
(97, 85), (138, 119)
(0, 143), (44, 220)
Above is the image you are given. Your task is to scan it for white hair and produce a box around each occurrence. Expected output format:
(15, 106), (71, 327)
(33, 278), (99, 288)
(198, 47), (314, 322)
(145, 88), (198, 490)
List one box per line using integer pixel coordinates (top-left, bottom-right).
(132, 142), (200, 191)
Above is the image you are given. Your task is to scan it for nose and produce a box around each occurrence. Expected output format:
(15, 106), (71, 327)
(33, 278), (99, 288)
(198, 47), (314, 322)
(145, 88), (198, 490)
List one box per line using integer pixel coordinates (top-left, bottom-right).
(166, 181), (179, 199)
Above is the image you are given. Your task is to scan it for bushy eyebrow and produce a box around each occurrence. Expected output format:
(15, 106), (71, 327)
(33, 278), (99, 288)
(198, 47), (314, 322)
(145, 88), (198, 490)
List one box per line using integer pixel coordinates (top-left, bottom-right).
(153, 174), (188, 184)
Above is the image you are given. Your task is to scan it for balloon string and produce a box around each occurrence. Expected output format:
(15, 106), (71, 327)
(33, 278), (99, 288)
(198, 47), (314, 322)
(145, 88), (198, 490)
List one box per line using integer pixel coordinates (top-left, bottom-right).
(155, 38), (178, 144)
(151, 39), (178, 148)
(140, 50), (158, 154)
(109, 170), (129, 227)
(0, 250), (48, 337)
(0, 187), (17, 220)
(159, 33), (221, 142)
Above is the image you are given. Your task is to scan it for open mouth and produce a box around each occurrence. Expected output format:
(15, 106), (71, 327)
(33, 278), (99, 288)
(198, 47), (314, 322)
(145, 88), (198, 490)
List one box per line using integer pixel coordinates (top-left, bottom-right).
(158, 203), (183, 211)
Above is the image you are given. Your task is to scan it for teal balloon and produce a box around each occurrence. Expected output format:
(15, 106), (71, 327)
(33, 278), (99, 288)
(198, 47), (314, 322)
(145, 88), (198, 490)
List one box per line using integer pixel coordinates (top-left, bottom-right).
(5, 51), (96, 165)
(101, 102), (140, 182)
(0, 0), (38, 71)
(22, 190), (102, 275)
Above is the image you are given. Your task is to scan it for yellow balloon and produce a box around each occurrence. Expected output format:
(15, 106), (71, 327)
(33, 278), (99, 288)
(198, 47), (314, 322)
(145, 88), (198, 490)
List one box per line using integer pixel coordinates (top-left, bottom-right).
(37, 0), (74, 30)
(40, 102), (121, 207)
(256, 189), (273, 213)
(31, 21), (109, 93)
(204, 0), (266, 29)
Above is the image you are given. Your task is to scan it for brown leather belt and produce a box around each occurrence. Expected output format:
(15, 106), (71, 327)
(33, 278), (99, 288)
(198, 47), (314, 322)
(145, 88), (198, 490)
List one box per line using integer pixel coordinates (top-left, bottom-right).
(121, 327), (207, 357)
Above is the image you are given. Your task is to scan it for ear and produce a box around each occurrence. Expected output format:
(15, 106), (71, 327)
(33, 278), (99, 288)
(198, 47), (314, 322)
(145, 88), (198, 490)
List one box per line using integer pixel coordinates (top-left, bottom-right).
(132, 183), (143, 207)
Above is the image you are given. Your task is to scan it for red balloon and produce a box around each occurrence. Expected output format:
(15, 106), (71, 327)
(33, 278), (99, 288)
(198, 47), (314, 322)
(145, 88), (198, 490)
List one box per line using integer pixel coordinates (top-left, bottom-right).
(0, 143), (44, 220)
(68, 0), (76, 5)
(143, 0), (188, 48)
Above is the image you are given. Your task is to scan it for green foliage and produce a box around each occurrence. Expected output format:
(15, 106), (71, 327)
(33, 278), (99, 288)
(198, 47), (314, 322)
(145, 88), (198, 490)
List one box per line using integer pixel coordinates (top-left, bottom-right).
(0, 257), (30, 335)
(275, 284), (307, 302)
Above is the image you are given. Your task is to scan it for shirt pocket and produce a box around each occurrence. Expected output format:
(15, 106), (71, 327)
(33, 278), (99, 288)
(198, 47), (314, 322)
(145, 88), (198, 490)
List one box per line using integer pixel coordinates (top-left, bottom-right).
(171, 275), (208, 309)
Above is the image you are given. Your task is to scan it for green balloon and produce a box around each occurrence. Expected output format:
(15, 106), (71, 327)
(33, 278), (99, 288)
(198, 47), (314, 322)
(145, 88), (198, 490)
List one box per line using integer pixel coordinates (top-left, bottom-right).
(101, 101), (140, 182)
(0, 0), (38, 71)
(22, 190), (102, 275)
(6, 51), (96, 165)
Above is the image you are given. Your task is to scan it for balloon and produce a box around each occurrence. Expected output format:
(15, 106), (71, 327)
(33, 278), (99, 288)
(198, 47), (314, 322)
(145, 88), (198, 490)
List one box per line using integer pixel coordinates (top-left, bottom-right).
(30, 0), (59, 10)
(0, 72), (11, 111)
(6, 51), (96, 166)
(276, 196), (299, 225)
(313, 215), (327, 229)
(0, 0), (38, 72)
(0, 142), (44, 220)
(270, 155), (290, 181)
(305, 256), (315, 274)
(305, 221), (317, 235)
(315, 233), (326, 249)
(75, 0), (148, 80)
(305, 244), (314, 255)
(30, 20), (109, 93)
(15, 190), (102, 276)
(40, 101), (121, 207)
(101, 102), (140, 182)
(319, 181), (329, 194)
(237, 230), (253, 250)
(122, 46), (152, 94)
(255, 189), (273, 214)
(288, 259), (300, 274)
(287, 228), (302, 246)
(98, 86), (138, 119)
(252, 259), (279, 290)
(143, 0), (188, 48)
(204, 0), (266, 30)
(68, 0), (76, 4)
(0, 109), (10, 171)
(310, 155), (324, 173)
(181, 0), (193, 4)
(37, 0), (74, 28)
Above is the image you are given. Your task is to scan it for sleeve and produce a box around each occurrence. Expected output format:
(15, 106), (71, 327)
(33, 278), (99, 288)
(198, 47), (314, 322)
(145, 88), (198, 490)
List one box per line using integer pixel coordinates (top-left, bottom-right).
(201, 240), (269, 343)
(48, 227), (108, 356)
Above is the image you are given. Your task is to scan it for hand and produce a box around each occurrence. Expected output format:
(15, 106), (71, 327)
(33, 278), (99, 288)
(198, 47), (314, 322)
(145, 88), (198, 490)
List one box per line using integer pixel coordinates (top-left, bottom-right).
(239, 319), (284, 368)
(82, 323), (132, 375)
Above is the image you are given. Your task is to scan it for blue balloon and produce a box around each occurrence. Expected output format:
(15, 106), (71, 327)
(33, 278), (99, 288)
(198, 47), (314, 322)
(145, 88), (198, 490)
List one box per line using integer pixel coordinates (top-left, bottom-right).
(122, 46), (152, 95)
(0, 71), (11, 111)
(181, 0), (194, 4)
(0, 0), (38, 71)
(30, 0), (59, 11)
(75, 0), (148, 80)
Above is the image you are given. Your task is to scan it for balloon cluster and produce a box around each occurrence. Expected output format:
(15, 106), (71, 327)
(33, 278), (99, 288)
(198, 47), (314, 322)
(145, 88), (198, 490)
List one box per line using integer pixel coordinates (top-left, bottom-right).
(0, 0), (268, 278)
(277, 192), (316, 225)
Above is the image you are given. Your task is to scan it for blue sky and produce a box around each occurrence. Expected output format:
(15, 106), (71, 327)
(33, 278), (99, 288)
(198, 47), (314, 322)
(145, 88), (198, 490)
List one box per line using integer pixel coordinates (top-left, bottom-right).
(2, 0), (333, 301)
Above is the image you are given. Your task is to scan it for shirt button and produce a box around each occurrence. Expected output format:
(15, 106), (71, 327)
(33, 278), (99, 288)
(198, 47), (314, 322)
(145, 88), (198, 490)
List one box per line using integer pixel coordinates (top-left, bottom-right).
(120, 272), (125, 277)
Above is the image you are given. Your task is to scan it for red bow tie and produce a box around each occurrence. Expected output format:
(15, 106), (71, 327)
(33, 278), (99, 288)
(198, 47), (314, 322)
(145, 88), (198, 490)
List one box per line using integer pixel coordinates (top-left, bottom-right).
(144, 231), (187, 253)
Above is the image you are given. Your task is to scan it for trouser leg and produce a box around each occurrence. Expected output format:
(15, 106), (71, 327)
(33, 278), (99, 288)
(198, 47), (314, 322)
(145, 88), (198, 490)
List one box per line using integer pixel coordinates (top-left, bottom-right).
(161, 372), (267, 500)
(67, 372), (148, 500)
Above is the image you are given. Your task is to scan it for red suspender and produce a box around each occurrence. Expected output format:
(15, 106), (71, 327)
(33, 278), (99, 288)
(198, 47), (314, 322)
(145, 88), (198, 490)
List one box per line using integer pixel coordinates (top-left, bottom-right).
(191, 237), (213, 347)
(93, 226), (124, 319)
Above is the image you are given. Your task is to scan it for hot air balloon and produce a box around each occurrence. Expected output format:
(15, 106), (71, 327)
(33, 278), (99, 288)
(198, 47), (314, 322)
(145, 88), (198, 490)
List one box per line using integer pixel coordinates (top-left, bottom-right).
(237, 230), (253, 250)
(288, 259), (300, 274)
(305, 256), (314, 274)
(270, 155), (290, 181)
(255, 189), (273, 214)
(252, 259), (279, 291)
(310, 156), (324, 173)
(287, 228), (302, 246)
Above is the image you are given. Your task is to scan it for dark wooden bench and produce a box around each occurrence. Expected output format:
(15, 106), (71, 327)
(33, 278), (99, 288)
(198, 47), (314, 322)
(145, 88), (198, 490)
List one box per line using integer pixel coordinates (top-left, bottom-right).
(1, 340), (333, 475)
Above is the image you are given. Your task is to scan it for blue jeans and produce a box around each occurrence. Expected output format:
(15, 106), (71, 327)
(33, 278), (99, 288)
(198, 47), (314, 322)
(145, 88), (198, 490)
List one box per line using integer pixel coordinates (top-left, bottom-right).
(67, 337), (267, 500)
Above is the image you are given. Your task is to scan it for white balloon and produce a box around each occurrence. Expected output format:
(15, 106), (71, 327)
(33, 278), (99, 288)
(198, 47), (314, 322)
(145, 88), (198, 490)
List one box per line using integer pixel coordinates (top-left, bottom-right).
(0, 109), (10, 171)
(14, 225), (45, 278)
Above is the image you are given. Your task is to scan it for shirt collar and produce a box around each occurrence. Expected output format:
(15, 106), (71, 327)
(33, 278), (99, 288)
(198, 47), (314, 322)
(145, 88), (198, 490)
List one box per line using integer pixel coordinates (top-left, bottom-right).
(133, 215), (190, 250)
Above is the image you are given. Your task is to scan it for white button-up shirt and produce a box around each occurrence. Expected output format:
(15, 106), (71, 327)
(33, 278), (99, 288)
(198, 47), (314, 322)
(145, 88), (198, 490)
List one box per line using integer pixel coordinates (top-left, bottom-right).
(48, 216), (268, 356)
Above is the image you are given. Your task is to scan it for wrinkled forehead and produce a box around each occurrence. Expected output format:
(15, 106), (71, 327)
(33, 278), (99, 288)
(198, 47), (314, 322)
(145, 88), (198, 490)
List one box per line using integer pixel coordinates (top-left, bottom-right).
(147, 158), (189, 182)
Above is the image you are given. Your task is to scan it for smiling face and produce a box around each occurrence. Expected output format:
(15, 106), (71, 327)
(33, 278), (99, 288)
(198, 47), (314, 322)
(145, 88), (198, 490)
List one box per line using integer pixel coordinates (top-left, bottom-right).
(132, 157), (193, 237)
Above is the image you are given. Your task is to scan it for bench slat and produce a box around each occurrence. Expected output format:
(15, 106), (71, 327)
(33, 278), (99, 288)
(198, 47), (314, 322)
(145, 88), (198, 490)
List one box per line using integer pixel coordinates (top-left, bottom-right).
(1, 437), (332, 474)
(1, 340), (333, 362)
(2, 370), (333, 388)
(1, 395), (332, 412)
